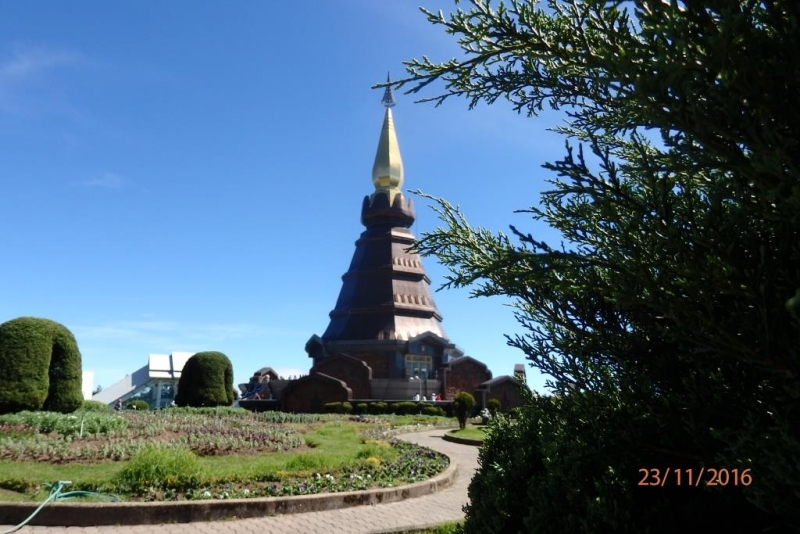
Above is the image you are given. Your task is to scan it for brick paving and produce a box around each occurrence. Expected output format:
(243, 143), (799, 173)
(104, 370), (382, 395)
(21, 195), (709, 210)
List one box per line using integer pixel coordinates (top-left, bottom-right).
(0, 428), (479, 534)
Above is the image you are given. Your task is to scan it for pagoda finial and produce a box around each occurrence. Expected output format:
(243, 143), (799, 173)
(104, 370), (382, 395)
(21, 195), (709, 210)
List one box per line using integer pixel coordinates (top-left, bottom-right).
(381, 72), (396, 108)
(372, 72), (404, 205)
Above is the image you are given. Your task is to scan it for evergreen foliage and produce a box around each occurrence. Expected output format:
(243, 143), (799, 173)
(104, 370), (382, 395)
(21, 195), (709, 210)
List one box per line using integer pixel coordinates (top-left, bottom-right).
(324, 401), (353, 414)
(452, 391), (475, 430)
(393, 401), (421, 415)
(368, 401), (387, 415)
(0, 317), (83, 414)
(175, 351), (234, 408)
(125, 399), (150, 411)
(394, 0), (800, 530)
(81, 400), (112, 412)
(486, 398), (501, 417)
(422, 405), (446, 417)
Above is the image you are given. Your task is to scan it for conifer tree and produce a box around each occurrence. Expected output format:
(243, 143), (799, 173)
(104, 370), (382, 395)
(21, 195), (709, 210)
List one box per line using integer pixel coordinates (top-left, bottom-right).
(392, 1), (800, 530)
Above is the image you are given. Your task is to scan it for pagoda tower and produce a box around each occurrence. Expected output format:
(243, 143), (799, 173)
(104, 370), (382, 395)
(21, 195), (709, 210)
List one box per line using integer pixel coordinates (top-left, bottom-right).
(305, 77), (463, 382)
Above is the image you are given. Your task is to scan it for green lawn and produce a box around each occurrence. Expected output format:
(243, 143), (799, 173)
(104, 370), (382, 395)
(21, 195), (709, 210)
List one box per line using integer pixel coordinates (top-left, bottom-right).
(399, 521), (463, 533)
(447, 425), (487, 442)
(0, 410), (454, 502)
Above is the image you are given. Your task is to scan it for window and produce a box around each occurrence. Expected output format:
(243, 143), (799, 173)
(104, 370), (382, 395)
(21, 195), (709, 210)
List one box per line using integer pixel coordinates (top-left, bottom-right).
(405, 354), (432, 378)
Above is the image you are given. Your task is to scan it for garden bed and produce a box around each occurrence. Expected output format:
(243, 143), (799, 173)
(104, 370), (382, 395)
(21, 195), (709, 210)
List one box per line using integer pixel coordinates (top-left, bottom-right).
(0, 408), (454, 503)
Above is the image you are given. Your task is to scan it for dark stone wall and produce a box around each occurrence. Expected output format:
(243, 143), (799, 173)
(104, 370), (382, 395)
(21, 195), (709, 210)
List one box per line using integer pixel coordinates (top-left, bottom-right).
(358, 353), (391, 379)
(444, 357), (492, 401)
(312, 355), (372, 400)
(281, 373), (352, 413)
(485, 380), (525, 411)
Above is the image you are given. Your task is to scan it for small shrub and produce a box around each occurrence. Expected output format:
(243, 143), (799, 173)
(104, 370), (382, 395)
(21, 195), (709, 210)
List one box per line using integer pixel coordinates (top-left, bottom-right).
(453, 392), (475, 430)
(125, 400), (150, 411)
(478, 408), (491, 425)
(341, 402), (353, 414)
(170, 406), (248, 416)
(355, 402), (368, 414)
(81, 400), (111, 412)
(487, 398), (501, 418)
(393, 401), (419, 415)
(368, 402), (387, 415)
(116, 445), (203, 492)
(423, 405), (445, 417)
(324, 402), (342, 413)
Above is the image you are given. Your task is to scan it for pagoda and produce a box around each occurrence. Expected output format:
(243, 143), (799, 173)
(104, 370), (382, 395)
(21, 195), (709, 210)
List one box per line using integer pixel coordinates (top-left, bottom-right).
(304, 77), (464, 393)
(267, 78), (526, 413)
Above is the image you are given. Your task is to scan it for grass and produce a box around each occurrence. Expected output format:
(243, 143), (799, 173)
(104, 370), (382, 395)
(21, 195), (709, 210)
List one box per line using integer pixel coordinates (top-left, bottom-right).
(397, 521), (463, 533)
(447, 425), (487, 442)
(0, 411), (455, 502)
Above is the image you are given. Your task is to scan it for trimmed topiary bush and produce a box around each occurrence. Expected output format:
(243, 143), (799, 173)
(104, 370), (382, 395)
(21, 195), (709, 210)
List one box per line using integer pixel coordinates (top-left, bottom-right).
(368, 401), (387, 415)
(81, 400), (111, 412)
(125, 399), (150, 411)
(393, 401), (420, 415)
(324, 402), (353, 414)
(0, 317), (83, 414)
(487, 398), (501, 418)
(423, 405), (446, 417)
(453, 391), (475, 430)
(355, 402), (368, 414)
(324, 401), (343, 413)
(174, 351), (234, 408)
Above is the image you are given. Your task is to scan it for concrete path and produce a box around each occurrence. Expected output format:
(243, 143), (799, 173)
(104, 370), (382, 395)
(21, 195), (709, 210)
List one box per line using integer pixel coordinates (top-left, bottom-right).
(1, 428), (479, 534)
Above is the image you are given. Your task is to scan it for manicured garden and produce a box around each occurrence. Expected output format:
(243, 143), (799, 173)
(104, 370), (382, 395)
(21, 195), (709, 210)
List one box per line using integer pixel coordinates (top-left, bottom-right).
(446, 426), (486, 443)
(0, 406), (454, 503)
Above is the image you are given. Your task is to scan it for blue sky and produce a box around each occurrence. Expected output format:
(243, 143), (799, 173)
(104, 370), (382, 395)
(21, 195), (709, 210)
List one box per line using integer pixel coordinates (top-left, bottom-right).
(0, 1), (568, 394)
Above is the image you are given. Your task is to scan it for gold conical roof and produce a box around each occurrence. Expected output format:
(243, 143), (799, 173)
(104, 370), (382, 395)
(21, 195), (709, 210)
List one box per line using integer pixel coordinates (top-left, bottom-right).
(371, 77), (403, 205)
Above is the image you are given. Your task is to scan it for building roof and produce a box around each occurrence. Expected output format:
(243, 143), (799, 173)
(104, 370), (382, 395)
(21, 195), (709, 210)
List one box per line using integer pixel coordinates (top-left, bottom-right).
(92, 351), (194, 405)
(317, 85), (448, 345)
(479, 375), (522, 389)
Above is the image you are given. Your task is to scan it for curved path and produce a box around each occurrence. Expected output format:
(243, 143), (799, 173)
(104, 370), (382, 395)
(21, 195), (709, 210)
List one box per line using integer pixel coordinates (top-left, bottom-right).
(1, 428), (479, 534)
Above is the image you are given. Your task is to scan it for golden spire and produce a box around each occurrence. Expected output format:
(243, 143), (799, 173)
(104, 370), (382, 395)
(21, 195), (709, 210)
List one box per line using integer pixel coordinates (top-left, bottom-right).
(371, 73), (403, 205)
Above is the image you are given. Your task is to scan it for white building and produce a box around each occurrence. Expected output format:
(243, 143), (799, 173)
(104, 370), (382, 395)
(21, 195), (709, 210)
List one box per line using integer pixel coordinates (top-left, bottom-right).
(92, 352), (194, 409)
(81, 371), (95, 400)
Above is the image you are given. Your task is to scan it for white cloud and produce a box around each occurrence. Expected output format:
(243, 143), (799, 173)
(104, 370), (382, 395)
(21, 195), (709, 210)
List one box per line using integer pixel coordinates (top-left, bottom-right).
(72, 319), (300, 347)
(0, 44), (85, 113)
(0, 45), (82, 83)
(75, 173), (127, 188)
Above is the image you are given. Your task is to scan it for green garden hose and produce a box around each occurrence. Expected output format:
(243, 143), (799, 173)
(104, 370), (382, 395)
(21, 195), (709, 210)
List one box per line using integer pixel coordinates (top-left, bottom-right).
(0, 481), (122, 534)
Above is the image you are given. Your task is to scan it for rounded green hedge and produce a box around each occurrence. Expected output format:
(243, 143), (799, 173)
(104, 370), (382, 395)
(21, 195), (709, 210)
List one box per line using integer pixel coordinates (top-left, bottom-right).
(175, 351), (234, 407)
(0, 317), (83, 414)
(81, 400), (112, 412)
(125, 399), (150, 411)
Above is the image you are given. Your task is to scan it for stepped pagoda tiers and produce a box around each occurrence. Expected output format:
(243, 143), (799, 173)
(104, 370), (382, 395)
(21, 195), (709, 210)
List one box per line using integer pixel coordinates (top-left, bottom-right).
(247, 78), (525, 413)
(304, 78), (464, 386)
(92, 84), (529, 413)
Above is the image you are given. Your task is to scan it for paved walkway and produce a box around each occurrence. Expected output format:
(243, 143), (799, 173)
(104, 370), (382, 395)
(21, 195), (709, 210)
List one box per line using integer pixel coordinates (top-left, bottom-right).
(1, 428), (479, 534)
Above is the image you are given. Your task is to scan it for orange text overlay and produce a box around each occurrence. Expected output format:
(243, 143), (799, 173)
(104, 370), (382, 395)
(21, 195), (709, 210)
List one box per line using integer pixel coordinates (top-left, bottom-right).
(638, 468), (752, 487)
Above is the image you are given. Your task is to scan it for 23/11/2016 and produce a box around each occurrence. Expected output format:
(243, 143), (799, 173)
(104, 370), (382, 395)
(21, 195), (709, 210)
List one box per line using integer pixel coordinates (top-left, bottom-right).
(638, 467), (752, 487)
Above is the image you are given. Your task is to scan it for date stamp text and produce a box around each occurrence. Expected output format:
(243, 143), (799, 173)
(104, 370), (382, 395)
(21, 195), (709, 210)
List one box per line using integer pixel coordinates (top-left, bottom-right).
(638, 468), (752, 487)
